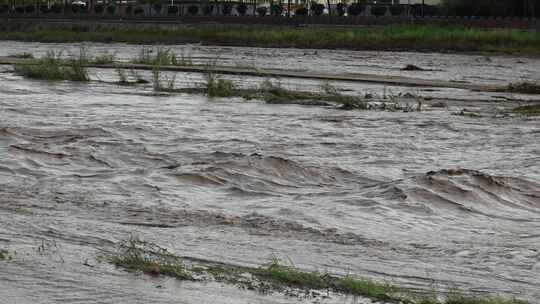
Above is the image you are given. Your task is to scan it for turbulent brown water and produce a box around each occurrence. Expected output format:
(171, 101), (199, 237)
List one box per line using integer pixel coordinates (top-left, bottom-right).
(1, 42), (540, 304)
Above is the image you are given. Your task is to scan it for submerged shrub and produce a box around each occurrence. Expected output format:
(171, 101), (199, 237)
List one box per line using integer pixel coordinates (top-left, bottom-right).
(259, 258), (328, 290)
(111, 237), (193, 280)
(205, 71), (235, 97)
(14, 50), (89, 81)
(94, 51), (116, 64)
(505, 81), (540, 94)
(133, 47), (178, 65)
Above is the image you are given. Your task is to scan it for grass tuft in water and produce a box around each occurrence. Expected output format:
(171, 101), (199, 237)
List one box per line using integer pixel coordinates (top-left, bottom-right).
(8, 52), (33, 59)
(512, 103), (540, 116)
(14, 50), (89, 81)
(133, 47), (178, 66)
(401, 64), (426, 71)
(108, 238), (530, 304)
(334, 275), (396, 300)
(110, 236), (193, 280)
(0, 248), (14, 261)
(115, 68), (130, 85)
(257, 257), (329, 290)
(0, 249), (8, 260)
(445, 293), (529, 304)
(130, 69), (149, 84)
(504, 82), (540, 94)
(93, 51), (116, 64)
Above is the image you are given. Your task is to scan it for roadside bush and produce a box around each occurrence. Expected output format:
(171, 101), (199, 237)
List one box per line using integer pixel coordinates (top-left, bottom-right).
(51, 3), (62, 13)
(167, 5), (178, 15)
(14, 6), (24, 13)
(270, 3), (282, 16)
(25, 4), (35, 13)
(187, 5), (198, 15)
(0, 4), (8, 13)
(236, 3), (247, 16)
(153, 3), (162, 14)
(106, 5), (116, 14)
(222, 2), (233, 15)
(39, 5), (50, 14)
(202, 4), (213, 15)
(389, 5), (402, 16)
(424, 5), (438, 16)
(256, 6), (267, 16)
(370, 5), (386, 17)
(347, 3), (363, 16)
(295, 6), (307, 16)
(94, 3), (104, 13)
(71, 3), (86, 13)
(134, 6), (144, 15)
(125, 5), (133, 15)
(311, 3), (324, 15)
(336, 2), (346, 16)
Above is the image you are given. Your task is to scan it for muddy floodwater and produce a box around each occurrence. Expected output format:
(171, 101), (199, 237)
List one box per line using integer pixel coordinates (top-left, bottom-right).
(1, 42), (540, 304)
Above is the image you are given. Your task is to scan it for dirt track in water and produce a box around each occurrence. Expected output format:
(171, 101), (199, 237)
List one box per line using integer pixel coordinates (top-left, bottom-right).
(0, 56), (507, 92)
(0, 42), (539, 304)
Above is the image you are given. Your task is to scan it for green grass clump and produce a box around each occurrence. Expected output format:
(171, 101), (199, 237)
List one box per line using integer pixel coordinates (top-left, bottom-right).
(133, 47), (178, 66)
(257, 258), (329, 290)
(205, 71), (236, 97)
(110, 237), (193, 280)
(107, 238), (530, 304)
(0, 249), (8, 260)
(446, 294), (529, 304)
(334, 276), (395, 300)
(93, 51), (116, 64)
(504, 82), (540, 94)
(512, 103), (540, 116)
(14, 50), (89, 81)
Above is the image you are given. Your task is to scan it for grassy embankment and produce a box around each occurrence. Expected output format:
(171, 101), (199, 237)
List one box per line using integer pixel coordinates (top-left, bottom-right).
(109, 237), (529, 304)
(1, 22), (540, 56)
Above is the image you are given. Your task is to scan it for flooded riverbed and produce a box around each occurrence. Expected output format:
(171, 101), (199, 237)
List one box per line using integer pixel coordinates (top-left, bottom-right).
(0, 42), (539, 304)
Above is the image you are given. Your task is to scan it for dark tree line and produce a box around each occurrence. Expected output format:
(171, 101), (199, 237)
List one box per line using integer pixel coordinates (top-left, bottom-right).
(441, 0), (539, 18)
